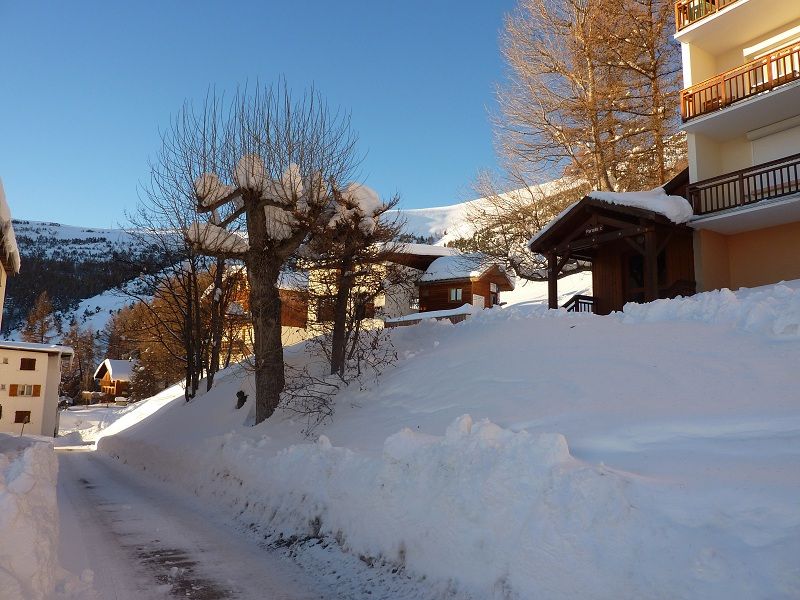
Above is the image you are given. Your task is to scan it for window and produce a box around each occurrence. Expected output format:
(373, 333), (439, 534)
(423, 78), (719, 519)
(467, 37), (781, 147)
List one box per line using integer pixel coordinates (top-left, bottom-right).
(0, 404), (2, 420)
(14, 411), (31, 424)
(449, 288), (463, 302)
(0, 384), (5, 390)
(20, 358), (36, 371)
(2, 357), (7, 364)
(9, 384), (40, 397)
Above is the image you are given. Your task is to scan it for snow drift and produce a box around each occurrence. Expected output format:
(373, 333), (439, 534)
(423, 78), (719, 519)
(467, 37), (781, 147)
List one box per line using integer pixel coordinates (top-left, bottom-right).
(97, 281), (800, 599)
(0, 435), (87, 599)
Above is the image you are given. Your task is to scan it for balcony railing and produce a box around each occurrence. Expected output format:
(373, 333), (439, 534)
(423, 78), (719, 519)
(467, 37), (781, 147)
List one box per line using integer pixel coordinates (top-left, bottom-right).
(687, 152), (800, 215)
(681, 42), (800, 121)
(563, 294), (595, 313)
(675, 0), (740, 31)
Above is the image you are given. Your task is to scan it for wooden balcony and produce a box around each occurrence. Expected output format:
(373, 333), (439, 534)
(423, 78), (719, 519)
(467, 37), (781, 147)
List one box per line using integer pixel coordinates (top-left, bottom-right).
(688, 152), (800, 215)
(675, 0), (740, 31)
(681, 42), (800, 121)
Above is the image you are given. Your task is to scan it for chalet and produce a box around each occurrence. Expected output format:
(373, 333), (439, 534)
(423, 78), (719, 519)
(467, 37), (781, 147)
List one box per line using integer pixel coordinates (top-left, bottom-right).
(529, 174), (696, 315)
(418, 255), (515, 312)
(385, 252), (515, 326)
(0, 177), (73, 437)
(532, 0), (800, 314)
(93, 359), (136, 399)
(221, 267), (310, 353)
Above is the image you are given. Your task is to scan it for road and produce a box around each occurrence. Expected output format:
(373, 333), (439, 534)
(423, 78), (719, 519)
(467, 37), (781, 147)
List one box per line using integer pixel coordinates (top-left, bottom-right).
(57, 449), (327, 600)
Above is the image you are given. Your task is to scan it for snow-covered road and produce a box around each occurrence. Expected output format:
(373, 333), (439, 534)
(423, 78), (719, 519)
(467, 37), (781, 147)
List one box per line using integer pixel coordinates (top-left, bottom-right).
(56, 449), (326, 600)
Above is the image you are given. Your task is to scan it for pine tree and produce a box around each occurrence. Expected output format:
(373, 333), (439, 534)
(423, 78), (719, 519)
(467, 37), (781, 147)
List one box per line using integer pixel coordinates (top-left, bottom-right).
(21, 291), (56, 344)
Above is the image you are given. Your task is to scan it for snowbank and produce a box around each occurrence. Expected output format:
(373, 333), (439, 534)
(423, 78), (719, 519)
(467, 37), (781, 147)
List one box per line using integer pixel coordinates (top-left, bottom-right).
(0, 177), (21, 274)
(0, 435), (61, 599)
(97, 281), (800, 599)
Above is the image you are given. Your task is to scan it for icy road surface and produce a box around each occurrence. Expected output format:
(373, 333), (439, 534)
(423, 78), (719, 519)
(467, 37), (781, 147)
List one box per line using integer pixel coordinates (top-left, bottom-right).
(57, 449), (325, 600)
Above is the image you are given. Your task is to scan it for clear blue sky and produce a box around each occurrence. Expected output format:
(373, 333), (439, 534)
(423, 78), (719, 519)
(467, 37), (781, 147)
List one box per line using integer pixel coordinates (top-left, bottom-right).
(0, 1), (517, 228)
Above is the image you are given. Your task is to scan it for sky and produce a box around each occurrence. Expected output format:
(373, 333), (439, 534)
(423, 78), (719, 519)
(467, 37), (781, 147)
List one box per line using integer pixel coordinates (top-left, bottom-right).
(0, 1), (517, 228)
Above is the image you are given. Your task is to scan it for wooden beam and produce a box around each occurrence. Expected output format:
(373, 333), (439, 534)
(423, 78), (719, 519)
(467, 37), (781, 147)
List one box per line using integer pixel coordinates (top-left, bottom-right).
(644, 228), (658, 302)
(624, 236), (645, 255)
(547, 251), (558, 309)
(560, 225), (649, 253)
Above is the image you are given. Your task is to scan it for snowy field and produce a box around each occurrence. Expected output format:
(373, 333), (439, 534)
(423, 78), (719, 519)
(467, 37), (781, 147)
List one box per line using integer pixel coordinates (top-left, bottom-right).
(91, 280), (800, 599)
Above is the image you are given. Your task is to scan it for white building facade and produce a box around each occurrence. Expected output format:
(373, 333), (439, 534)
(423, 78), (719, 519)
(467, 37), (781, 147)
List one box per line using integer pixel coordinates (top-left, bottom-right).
(676, 0), (800, 291)
(0, 178), (72, 437)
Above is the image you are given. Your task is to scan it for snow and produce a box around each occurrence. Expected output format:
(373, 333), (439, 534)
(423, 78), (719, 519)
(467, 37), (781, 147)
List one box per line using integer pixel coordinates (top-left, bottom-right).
(420, 253), (510, 284)
(0, 435), (86, 599)
(388, 243), (460, 257)
(234, 154), (269, 194)
(0, 177), (21, 274)
(186, 221), (249, 254)
(0, 340), (73, 356)
(92, 358), (135, 382)
(92, 280), (800, 599)
(529, 187), (694, 249)
(193, 173), (235, 207)
(384, 303), (476, 324)
(263, 204), (297, 241)
(589, 187), (694, 223)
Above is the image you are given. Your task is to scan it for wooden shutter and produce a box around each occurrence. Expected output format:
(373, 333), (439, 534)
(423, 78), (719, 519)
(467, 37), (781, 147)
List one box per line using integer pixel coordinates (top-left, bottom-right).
(32, 385), (41, 397)
(9, 384), (17, 396)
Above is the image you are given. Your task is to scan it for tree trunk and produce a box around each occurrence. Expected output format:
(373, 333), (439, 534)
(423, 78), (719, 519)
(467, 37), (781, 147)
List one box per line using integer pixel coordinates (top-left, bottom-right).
(330, 260), (353, 378)
(246, 198), (286, 424)
(207, 258), (226, 391)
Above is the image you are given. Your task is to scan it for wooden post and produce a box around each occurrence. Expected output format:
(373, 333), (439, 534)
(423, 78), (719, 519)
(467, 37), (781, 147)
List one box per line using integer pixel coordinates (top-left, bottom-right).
(644, 229), (658, 303)
(547, 251), (558, 309)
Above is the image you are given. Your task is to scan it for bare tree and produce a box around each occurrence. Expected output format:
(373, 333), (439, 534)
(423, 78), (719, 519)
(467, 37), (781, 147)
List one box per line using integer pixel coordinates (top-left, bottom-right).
(305, 187), (406, 378)
(21, 291), (57, 344)
(170, 83), (360, 424)
(496, 0), (683, 193)
(449, 170), (587, 281)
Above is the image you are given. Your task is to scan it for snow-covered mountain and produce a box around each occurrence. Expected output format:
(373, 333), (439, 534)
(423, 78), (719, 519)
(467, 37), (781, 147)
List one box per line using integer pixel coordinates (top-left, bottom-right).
(3, 220), (164, 337)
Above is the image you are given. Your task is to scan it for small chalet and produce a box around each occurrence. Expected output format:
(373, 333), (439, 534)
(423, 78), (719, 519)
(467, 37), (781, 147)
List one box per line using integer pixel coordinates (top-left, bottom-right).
(93, 359), (136, 398)
(528, 171), (695, 315)
(417, 254), (515, 313)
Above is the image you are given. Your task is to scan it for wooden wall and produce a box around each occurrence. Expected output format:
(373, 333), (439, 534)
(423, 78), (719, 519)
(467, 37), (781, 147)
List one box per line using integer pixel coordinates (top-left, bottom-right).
(419, 280), (475, 312)
(279, 289), (309, 328)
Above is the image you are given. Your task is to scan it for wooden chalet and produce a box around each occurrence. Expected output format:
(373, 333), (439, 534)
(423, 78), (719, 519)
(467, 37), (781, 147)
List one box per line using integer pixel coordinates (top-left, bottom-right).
(93, 359), (135, 398)
(529, 170), (696, 315)
(417, 255), (515, 313)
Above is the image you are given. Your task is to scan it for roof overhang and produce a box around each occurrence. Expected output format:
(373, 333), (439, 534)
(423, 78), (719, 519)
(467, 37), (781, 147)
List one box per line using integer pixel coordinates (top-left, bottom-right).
(689, 193), (800, 234)
(0, 342), (73, 356)
(529, 197), (683, 258)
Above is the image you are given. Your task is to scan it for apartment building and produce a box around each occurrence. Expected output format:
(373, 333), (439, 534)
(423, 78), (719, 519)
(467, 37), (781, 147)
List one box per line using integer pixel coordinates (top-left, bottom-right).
(676, 0), (800, 291)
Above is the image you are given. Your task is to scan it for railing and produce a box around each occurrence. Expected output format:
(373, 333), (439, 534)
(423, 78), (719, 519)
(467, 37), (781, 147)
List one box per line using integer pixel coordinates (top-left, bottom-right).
(681, 42), (800, 121)
(675, 0), (740, 31)
(688, 152), (800, 215)
(563, 294), (595, 313)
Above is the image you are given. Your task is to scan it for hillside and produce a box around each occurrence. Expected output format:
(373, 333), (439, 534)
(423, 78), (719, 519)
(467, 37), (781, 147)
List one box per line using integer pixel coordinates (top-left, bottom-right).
(2, 220), (166, 337)
(91, 281), (800, 599)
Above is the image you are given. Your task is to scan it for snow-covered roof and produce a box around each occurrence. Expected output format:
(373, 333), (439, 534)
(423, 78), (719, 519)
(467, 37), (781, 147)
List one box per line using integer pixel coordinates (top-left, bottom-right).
(588, 188), (693, 224)
(420, 254), (513, 286)
(0, 177), (21, 275)
(388, 243), (460, 258)
(0, 341), (73, 356)
(384, 303), (476, 324)
(528, 187), (693, 248)
(94, 359), (136, 382)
